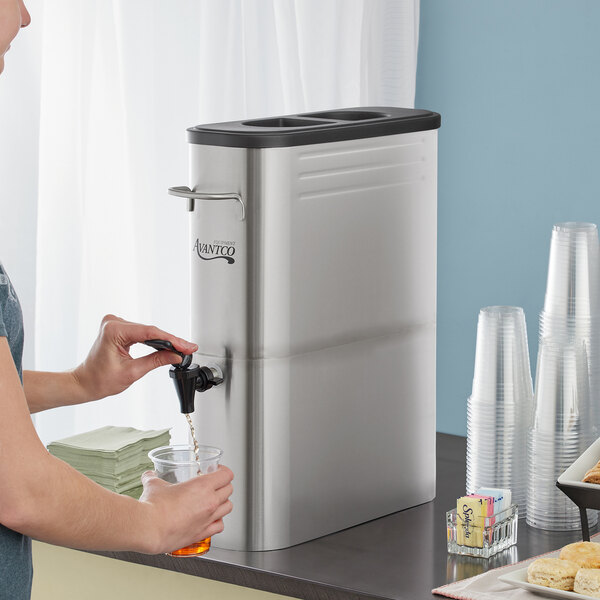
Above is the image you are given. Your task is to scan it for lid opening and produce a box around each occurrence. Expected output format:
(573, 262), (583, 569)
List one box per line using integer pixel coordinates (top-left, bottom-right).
(304, 110), (388, 121)
(243, 117), (328, 128)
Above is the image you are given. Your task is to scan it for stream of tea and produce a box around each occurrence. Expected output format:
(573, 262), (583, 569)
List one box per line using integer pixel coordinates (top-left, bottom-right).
(185, 413), (200, 463)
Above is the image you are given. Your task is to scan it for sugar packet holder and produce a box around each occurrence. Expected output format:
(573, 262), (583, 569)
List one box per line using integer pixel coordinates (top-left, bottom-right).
(446, 503), (518, 559)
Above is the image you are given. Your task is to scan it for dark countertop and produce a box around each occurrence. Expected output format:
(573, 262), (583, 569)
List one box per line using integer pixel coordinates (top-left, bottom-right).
(94, 433), (591, 600)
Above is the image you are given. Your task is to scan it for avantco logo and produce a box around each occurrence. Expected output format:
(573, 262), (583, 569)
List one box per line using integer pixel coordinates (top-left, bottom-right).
(193, 239), (236, 265)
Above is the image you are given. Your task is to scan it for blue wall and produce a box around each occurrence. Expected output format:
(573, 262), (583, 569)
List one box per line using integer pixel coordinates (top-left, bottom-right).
(415, 1), (600, 436)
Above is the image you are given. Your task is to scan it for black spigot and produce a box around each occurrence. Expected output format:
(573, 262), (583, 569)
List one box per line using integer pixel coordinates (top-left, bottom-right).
(143, 339), (224, 414)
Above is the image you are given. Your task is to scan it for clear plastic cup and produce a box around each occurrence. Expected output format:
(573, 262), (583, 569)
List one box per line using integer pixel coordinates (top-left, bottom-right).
(526, 222), (600, 530)
(539, 313), (599, 344)
(148, 444), (223, 557)
(543, 222), (600, 319)
(526, 337), (598, 530)
(466, 306), (533, 518)
(471, 308), (533, 401)
(527, 429), (598, 531)
(531, 339), (593, 434)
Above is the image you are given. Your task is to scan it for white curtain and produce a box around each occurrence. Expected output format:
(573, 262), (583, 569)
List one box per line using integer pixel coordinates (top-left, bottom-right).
(0, 0), (44, 371)
(32, 0), (420, 446)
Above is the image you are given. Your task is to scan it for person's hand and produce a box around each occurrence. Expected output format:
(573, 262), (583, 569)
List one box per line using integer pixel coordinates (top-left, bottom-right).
(139, 466), (234, 554)
(72, 314), (198, 402)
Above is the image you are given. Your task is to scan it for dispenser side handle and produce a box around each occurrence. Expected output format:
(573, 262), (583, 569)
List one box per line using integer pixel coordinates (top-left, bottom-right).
(168, 186), (245, 220)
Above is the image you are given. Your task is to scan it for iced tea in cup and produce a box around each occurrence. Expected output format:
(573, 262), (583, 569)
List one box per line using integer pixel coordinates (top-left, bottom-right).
(148, 444), (223, 557)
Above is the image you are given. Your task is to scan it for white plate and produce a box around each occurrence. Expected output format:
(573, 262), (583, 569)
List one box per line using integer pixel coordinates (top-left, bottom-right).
(558, 436), (600, 490)
(499, 567), (593, 599)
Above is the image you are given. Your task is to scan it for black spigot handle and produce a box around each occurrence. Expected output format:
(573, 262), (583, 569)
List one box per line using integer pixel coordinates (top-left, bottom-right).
(143, 339), (193, 369)
(144, 339), (222, 415)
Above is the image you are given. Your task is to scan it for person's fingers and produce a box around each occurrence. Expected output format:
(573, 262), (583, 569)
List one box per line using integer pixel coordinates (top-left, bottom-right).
(100, 318), (197, 354)
(201, 466), (234, 490)
(205, 519), (225, 537)
(211, 499), (233, 521)
(215, 483), (234, 504)
(112, 321), (197, 354)
(141, 470), (166, 487)
(171, 467), (233, 502)
(101, 314), (127, 327)
(127, 350), (183, 380)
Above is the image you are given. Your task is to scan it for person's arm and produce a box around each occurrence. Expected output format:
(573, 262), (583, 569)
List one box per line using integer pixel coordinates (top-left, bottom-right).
(22, 370), (91, 413)
(23, 314), (197, 413)
(0, 336), (233, 552)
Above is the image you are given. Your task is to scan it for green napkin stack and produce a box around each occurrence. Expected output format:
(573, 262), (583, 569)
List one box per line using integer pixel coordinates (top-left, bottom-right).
(47, 426), (170, 499)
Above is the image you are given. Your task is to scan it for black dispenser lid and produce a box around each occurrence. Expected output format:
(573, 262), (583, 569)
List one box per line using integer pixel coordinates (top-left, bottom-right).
(187, 106), (441, 148)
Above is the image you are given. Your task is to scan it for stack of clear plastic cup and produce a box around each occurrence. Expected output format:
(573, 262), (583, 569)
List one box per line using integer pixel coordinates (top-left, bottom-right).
(526, 339), (598, 530)
(526, 222), (600, 530)
(539, 222), (600, 429)
(466, 306), (534, 518)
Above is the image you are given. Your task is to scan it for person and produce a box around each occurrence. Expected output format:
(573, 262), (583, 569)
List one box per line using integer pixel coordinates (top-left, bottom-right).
(0, 2), (234, 598)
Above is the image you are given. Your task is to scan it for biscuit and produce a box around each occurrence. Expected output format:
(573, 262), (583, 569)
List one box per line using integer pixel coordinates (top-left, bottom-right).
(583, 462), (600, 483)
(560, 542), (600, 568)
(527, 557), (580, 590)
(575, 569), (600, 598)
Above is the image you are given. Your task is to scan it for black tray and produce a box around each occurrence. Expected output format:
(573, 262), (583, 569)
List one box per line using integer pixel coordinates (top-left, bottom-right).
(556, 437), (600, 541)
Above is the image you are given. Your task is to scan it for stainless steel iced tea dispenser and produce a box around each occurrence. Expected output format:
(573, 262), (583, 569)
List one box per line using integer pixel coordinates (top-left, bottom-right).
(168, 107), (441, 551)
